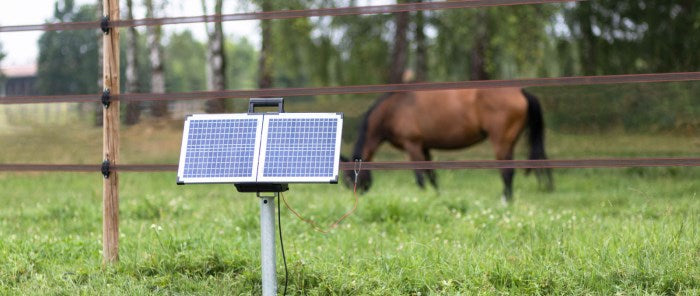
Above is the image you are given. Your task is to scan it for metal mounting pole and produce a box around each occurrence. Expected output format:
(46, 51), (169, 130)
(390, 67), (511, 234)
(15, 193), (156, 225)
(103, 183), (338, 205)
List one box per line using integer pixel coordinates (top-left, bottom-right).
(259, 192), (278, 296)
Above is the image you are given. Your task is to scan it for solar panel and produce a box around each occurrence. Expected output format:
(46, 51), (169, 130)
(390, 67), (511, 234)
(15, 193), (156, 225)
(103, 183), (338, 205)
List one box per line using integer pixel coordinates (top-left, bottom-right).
(177, 112), (343, 185)
(257, 113), (343, 183)
(177, 114), (263, 184)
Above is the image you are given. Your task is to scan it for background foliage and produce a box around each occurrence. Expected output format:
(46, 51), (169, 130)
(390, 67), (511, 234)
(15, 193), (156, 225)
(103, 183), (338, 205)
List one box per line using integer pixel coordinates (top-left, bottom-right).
(27, 0), (700, 132)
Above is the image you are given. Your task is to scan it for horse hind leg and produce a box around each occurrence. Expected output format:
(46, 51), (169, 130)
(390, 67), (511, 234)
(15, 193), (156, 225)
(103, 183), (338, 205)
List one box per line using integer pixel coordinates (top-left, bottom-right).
(500, 166), (514, 204)
(490, 135), (517, 204)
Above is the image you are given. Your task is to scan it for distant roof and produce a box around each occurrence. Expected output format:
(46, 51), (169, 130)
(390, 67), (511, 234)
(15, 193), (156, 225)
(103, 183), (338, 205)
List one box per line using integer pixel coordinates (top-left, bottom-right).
(1, 64), (37, 78)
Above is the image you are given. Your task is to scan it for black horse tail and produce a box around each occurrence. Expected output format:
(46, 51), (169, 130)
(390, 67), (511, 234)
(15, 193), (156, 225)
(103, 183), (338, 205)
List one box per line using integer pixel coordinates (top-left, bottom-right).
(523, 90), (554, 191)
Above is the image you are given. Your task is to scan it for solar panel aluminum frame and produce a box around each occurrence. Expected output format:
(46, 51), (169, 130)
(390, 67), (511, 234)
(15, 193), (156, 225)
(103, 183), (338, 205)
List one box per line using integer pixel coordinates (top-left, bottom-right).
(257, 113), (343, 184)
(177, 114), (264, 184)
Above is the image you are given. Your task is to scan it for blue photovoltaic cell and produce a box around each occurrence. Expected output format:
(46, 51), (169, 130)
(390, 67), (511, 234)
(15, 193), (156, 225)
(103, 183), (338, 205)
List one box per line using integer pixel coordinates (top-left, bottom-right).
(263, 118), (339, 178)
(182, 118), (258, 179)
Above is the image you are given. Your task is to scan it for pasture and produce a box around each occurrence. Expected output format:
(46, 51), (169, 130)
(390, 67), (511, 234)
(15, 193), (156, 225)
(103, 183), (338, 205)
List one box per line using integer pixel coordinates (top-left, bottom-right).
(0, 123), (698, 295)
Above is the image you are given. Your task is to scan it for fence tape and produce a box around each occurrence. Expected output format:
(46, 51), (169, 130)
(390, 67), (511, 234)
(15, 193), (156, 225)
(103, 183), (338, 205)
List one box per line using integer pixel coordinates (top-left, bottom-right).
(0, 0), (584, 33)
(3, 72), (700, 105)
(1, 158), (698, 173)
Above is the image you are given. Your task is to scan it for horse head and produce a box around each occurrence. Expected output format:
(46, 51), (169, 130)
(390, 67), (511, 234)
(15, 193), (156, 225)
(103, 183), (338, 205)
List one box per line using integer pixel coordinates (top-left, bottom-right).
(340, 155), (372, 193)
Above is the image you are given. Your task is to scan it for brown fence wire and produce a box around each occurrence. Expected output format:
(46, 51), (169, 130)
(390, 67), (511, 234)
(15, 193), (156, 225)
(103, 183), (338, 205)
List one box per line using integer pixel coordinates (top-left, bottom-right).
(3, 72), (700, 105)
(1, 158), (699, 173)
(0, 0), (584, 33)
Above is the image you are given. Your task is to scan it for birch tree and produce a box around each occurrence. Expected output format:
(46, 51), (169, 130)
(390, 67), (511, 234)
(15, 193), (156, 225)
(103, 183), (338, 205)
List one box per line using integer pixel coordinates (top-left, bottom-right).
(257, 0), (273, 89)
(145, 0), (168, 117)
(124, 0), (141, 125)
(202, 0), (227, 113)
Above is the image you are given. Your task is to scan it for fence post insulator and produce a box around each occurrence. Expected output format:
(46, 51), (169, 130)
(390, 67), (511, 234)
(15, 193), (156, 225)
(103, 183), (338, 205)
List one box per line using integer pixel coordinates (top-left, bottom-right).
(101, 16), (110, 34)
(101, 160), (111, 179)
(101, 89), (111, 108)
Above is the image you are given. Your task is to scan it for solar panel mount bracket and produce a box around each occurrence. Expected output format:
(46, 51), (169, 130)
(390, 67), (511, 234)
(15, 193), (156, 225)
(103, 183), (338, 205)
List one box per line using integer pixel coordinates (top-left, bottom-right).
(248, 98), (284, 114)
(235, 183), (289, 193)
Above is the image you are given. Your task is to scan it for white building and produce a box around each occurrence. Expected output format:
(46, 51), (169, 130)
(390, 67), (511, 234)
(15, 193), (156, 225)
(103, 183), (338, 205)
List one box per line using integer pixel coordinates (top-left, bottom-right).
(1, 65), (73, 129)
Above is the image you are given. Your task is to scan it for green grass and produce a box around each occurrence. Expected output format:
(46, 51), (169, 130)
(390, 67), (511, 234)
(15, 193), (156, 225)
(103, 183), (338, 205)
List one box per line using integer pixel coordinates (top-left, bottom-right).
(0, 125), (698, 294)
(0, 167), (698, 294)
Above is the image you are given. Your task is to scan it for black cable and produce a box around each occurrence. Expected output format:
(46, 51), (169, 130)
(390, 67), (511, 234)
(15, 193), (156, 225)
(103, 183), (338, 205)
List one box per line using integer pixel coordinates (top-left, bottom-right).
(277, 194), (288, 296)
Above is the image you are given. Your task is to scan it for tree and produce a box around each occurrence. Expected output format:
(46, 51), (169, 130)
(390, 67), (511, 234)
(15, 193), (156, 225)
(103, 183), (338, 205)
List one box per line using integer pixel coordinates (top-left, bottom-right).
(388, 2), (409, 84)
(145, 0), (168, 117)
(0, 41), (5, 98)
(202, 0), (227, 113)
(413, 0), (428, 82)
(37, 0), (100, 95)
(95, 0), (104, 126)
(257, 0), (273, 89)
(272, 2), (318, 89)
(432, 5), (557, 81)
(226, 37), (258, 90)
(124, 0), (142, 125)
(164, 31), (207, 93)
(162, 31), (255, 92)
(330, 14), (392, 86)
(470, 10), (490, 80)
(563, 1), (700, 75)
(549, 1), (700, 132)
(0, 41), (6, 82)
(563, 2), (599, 75)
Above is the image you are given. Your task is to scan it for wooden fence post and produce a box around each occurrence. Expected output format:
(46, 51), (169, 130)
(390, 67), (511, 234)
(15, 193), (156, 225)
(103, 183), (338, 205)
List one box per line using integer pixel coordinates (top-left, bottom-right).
(102, 0), (120, 264)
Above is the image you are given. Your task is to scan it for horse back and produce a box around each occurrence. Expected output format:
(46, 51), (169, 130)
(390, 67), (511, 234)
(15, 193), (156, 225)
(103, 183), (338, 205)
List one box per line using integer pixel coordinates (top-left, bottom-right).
(377, 88), (528, 149)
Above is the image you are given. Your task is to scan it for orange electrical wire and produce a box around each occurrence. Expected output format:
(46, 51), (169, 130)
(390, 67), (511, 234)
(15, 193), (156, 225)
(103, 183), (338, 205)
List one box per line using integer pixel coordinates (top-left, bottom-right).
(280, 189), (359, 234)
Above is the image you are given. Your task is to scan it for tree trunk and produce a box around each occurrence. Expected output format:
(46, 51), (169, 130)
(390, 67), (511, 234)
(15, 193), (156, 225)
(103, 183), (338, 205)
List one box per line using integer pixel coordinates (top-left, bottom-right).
(257, 0), (273, 89)
(145, 0), (168, 117)
(202, 0), (227, 113)
(470, 10), (490, 80)
(94, 0), (104, 126)
(578, 2), (598, 76)
(389, 4), (409, 84)
(124, 0), (141, 125)
(414, 0), (428, 82)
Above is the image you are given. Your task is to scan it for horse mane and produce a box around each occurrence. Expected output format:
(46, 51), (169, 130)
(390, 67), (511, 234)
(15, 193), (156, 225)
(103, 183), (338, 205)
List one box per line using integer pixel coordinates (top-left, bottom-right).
(352, 92), (394, 160)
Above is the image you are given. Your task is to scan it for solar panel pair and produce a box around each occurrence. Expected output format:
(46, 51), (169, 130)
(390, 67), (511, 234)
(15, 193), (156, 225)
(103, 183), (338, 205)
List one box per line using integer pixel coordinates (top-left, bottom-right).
(177, 113), (343, 185)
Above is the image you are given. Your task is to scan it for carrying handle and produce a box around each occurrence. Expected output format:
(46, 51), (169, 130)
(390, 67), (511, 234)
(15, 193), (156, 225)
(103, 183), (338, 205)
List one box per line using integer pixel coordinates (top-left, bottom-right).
(248, 98), (284, 113)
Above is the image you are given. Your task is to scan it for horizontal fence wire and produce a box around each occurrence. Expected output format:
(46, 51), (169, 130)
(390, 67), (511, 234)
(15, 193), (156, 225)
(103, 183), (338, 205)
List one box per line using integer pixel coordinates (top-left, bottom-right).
(339, 158), (700, 170)
(1, 158), (699, 173)
(0, 0), (584, 33)
(3, 72), (700, 105)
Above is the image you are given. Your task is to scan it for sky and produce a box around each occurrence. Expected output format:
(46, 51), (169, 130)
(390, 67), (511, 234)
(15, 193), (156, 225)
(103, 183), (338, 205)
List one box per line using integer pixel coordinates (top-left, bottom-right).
(0, 0), (262, 67)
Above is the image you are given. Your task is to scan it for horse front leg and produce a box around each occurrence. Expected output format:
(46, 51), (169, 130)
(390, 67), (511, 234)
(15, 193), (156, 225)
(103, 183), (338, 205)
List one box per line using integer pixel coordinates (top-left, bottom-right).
(423, 148), (438, 190)
(404, 142), (428, 189)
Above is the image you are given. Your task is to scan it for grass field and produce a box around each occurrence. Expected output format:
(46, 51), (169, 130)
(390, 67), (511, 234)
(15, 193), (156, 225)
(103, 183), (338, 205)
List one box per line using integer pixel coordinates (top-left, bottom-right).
(0, 123), (698, 294)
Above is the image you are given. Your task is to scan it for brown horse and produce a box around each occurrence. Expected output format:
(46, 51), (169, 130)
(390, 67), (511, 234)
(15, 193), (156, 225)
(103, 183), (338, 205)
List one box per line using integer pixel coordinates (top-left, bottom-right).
(342, 88), (553, 203)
